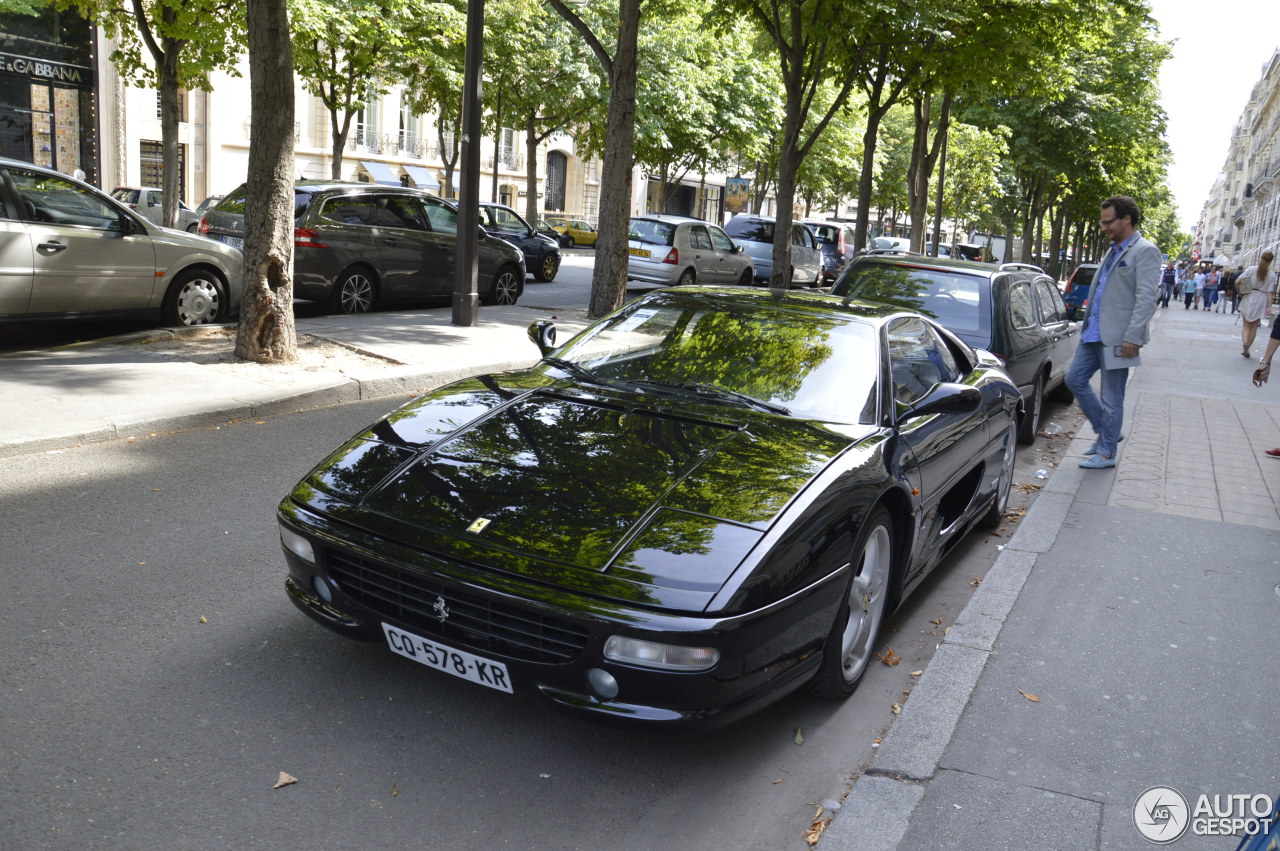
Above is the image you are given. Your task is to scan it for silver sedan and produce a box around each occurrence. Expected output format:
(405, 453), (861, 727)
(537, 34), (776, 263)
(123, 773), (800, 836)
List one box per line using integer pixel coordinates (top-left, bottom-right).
(626, 214), (754, 287)
(0, 158), (242, 326)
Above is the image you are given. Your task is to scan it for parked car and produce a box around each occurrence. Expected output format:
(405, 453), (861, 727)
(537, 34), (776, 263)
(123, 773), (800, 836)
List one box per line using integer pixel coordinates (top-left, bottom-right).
(544, 215), (598, 248)
(194, 195), (224, 215)
(1062, 262), (1098, 320)
(110, 186), (202, 232)
(476, 202), (561, 282)
(202, 181), (524, 313)
(868, 236), (915, 253)
(276, 285), (1021, 728)
(626, 214), (754, 286)
(534, 218), (566, 247)
(723, 214), (823, 286)
(803, 219), (858, 283)
(0, 157), (242, 325)
(831, 254), (1079, 444)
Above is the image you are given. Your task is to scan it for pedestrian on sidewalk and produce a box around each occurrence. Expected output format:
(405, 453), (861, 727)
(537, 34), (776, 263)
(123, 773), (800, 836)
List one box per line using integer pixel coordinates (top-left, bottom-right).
(1181, 271), (1196, 309)
(1237, 251), (1277, 358)
(1160, 262), (1176, 308)
(1248, 315), (1280, 458)
(1065, 196), (1161, 470)
(1206, 267), (1221, 311)
(1193, 267), (1205, 309)
(1230, 265), (1245, 313)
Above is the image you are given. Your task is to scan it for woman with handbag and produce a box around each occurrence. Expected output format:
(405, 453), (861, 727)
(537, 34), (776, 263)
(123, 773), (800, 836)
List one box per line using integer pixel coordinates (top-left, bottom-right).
(1238, 251), (1277, 357)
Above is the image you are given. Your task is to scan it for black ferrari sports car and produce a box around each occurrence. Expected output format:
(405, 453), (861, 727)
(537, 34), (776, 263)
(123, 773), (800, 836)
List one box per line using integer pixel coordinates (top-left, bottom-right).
(277, 286), (1021, 728)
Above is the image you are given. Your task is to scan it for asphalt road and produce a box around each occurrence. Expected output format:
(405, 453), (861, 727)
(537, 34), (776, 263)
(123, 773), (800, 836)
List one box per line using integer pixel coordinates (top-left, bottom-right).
(0, 386), (1076, 849)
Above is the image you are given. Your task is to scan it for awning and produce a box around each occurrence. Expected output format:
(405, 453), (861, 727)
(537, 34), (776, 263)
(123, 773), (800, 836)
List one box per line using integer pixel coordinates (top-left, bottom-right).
(403, 165), (441, 191)
(359, 160), (401, 186)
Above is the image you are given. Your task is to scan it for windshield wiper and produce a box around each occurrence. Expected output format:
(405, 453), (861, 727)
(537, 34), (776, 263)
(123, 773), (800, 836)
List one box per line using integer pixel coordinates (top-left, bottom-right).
(543, 357), (640, 392)
(634, 381), (790, 415)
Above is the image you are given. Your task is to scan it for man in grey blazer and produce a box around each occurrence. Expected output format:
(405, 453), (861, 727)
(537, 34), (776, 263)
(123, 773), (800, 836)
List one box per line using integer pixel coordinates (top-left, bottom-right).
(1064, 196), (1162, 469)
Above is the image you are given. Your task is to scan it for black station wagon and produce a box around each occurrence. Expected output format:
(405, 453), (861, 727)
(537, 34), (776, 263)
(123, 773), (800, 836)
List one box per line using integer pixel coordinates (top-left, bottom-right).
(831, 255), (1079, 443)
(202, 182), (525, 314)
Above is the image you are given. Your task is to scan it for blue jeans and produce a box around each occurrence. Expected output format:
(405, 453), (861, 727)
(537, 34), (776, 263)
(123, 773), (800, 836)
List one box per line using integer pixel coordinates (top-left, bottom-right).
(1065, 342), (1129, 458)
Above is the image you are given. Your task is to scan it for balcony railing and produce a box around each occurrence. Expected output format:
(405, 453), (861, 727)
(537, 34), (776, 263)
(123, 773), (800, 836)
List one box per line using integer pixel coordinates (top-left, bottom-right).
(485, 151), (524, 171)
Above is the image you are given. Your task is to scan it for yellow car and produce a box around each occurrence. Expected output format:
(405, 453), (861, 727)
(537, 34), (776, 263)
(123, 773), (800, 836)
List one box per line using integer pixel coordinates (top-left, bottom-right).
(545, 216), (598, 248)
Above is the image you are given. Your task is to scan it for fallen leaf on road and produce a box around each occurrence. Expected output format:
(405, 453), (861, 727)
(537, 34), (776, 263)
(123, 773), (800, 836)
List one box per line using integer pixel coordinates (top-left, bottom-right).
(891, 702), (901, 715)
(930, 619), (942, 625)
(876, 648), (901, 667)
(804, 805), (832, 847)
(970, 577), (983, 588)
(910, 670), (923, 678)
(199, 616), (207, 623)
(391, 783), (398, 797)
(273, 771), (298, 789)
(793, 726), (805, 746)
(1017, 689), (1041, 703)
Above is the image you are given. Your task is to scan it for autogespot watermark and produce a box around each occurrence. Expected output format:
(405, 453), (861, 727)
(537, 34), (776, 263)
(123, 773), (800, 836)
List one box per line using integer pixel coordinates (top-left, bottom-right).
(1133, 786), (1278, 844)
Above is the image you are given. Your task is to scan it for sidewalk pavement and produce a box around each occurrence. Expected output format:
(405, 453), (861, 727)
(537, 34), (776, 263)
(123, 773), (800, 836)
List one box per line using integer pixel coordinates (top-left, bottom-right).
(823, 304), (1280, 849)
(0, 304), (591, 459)
(3, 302), (1276, 848)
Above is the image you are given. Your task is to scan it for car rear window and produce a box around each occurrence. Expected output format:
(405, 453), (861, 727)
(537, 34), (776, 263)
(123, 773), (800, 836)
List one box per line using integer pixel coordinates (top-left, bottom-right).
(629, 218), (676, 246)
(724, 218), (774, 242)
(1069, 266), (1096, 290)
(808, 224), (838, 244)
(832, 262), (992, 339)
(211, 186), (309, 222)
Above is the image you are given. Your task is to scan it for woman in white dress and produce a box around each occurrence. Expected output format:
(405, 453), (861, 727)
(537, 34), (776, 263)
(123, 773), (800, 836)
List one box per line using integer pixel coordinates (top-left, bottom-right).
(1239, 250), (1277, 357)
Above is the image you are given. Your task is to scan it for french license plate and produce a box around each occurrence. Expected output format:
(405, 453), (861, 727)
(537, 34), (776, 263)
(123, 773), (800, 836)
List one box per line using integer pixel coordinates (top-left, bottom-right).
(219, 235), (244, 250)
(382, 623), (513, 693)
(628, 246), (650, 258)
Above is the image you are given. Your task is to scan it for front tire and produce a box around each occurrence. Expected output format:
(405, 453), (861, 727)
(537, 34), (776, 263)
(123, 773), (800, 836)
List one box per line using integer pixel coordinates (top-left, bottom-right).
(483, 266), (522, 305)
(979, 415), (1017, 528)
(162, 268), (226, 326)
(534, 253), (560, 282)
(811, 507), (895, 699)
(1017, 375), (1043, 445)
(330, 267), (377, 315)
(737, 268), (753, 286)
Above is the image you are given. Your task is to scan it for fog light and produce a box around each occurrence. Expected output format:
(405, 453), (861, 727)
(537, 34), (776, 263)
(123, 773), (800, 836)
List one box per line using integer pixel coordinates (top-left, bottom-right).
(279, 525), (315, 564)
(603, 636), (720, 671)
(312, 576), (333, 604)
(585, 667), (619, 700)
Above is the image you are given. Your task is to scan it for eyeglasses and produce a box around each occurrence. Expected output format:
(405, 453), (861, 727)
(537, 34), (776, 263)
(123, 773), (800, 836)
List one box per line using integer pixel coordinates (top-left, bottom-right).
(1099, 216), (1118, 227)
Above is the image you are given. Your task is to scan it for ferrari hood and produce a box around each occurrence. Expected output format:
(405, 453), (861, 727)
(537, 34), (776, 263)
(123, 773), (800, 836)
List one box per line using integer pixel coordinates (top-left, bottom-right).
(296, 382), (865, 608)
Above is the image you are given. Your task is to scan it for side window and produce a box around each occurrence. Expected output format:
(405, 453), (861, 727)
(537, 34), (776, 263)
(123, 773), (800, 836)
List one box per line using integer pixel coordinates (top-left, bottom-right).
(146, 191), (161, 207)
(689, 226), (713, 251)
(320, 196), (377, 226)
(708, 226), (735, 252)
(375, 195), (426, 230)
(423, 197), (458, 233)
(1008, 281), (1036, 328)
(9, 168), (123, 230)
(1034, 279), (1067, 324)
(888, 316), (949, 407)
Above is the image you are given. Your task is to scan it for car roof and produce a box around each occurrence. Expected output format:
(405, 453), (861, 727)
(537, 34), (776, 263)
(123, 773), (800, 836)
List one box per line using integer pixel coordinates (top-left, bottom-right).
(648, 284), (904, 324)
(852, 254), (1007, 277)
(631, 213), (706, 225)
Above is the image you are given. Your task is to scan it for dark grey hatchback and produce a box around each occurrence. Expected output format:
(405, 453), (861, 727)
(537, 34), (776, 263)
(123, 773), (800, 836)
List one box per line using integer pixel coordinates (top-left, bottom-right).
(831, 255), (1079, 444)
(201, 182), (525, 314)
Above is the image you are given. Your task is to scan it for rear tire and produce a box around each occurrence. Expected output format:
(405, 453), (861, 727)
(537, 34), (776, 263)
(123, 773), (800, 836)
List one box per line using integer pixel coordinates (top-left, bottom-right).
(565, 236), (575, 249)
(162, 268), (226, 326)
(1017, 375), (1043, 445)
(676, 268), (696, 287)
(811, 507), (895, 699)
(329, 267), (377, 315)
(979, 416), (1017, 528)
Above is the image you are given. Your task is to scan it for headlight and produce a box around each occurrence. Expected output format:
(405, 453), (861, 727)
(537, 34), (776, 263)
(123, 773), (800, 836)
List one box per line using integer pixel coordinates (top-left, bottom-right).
(279, 525), (315, 564)
(603, 636), (719, 671)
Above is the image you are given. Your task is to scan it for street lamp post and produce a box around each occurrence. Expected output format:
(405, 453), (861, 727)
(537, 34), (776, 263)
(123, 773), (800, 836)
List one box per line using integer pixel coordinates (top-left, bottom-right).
(453, 0), (485, 326)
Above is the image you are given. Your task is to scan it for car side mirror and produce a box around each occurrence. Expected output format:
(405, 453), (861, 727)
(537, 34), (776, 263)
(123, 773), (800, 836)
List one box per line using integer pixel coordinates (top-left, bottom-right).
(733, 245), (744, 254)
(901, 383), (981, 420)
(527, 319), (557, 355)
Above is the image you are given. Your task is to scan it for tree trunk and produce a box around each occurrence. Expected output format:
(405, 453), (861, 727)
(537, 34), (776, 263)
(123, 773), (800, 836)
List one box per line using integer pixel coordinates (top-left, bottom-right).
(771, 74), (803, 288)
(524, 111), (540, 223)
(587, 0), (640, 319)
(492, 89), (502, 204)
(158, 32), (182, 229)
(236, 0), (298, 364)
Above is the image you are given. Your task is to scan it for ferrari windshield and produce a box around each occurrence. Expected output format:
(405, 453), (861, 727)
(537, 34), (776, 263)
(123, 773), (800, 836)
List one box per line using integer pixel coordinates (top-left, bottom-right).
(554, 293), (879, 424)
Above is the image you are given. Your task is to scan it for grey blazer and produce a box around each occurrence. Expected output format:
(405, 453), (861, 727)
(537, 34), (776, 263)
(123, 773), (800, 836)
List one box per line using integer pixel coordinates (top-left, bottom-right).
(1088, 233), (1162, 349)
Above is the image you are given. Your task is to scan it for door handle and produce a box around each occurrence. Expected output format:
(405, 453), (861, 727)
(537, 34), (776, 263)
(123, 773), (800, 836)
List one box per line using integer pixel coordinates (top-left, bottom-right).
(37, 241), (67, 254)
(383, 238), (399, 246)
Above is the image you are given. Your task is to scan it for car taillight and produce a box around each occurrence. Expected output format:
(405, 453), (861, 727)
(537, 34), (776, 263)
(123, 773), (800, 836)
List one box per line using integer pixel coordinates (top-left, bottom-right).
(837, 232), (846, 253)
(295, 228), (327, 248)
(661, 248), (679, 264)
(198, 216), (209, 235)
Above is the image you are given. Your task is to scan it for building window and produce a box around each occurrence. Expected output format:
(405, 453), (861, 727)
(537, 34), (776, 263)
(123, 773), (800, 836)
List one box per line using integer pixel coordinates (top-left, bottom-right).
(499, 127), (515, 168)
(545, 150), (567, 212)
(140, 139), (186, 198)
(154, 89), (188, 122)
(583, 184), (598, 220)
